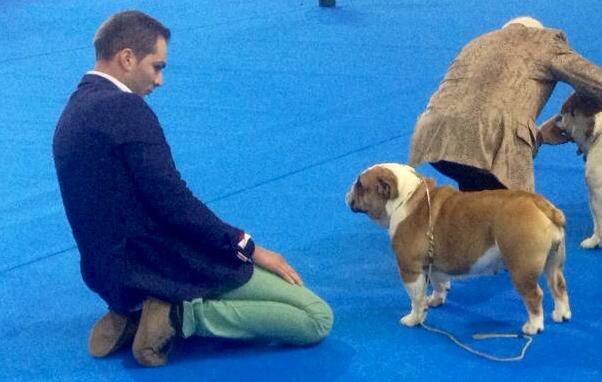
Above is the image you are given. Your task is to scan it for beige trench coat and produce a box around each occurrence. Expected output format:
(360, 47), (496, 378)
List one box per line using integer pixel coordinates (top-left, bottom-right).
(409, 24), (602, 191)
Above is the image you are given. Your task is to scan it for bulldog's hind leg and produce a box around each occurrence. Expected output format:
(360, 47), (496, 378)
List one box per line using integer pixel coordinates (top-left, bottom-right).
(545, 238), (571, 322)
(582, 157), (602, 248)
(400, 272), (428, 326)
(427, 271), (450, 307)
(509, 269), (544, 335)
(500, 218), (550, 334)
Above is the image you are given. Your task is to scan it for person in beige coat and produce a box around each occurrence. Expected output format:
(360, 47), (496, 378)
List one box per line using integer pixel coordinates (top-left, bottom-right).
(409, 16), (602, 191)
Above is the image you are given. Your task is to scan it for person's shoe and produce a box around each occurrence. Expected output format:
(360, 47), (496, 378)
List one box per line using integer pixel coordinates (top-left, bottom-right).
(131, 297), (182, 367)
(88, 311), (139, 357)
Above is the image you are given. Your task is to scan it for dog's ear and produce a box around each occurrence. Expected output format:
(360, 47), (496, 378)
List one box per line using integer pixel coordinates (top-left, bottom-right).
(563, 92), (602, 117)
(561, 93), (578, 117)
(376, 172), (399, 200)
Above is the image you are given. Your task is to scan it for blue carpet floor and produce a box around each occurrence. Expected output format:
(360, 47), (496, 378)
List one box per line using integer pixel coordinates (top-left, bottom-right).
(1, 1), (601, 381)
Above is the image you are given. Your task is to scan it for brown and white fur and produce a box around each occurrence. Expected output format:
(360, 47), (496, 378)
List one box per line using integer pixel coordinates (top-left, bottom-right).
(559, 92), (602, 248)
(346, 163), (571, 334)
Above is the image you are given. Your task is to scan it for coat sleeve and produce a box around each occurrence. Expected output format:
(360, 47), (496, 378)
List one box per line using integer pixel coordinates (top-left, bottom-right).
(114, 94), (247, 262)
(548, 31), (602, 101)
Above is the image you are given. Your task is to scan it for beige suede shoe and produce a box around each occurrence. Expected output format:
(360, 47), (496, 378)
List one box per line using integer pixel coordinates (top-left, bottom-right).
(88, 311), (139, 357)
(131, 297), (177, 367)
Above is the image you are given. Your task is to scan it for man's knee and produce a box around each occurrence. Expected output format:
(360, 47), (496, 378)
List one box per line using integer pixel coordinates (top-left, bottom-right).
(294, 300), (334, 345)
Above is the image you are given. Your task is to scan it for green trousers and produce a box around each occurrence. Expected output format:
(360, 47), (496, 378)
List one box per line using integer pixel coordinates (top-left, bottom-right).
(181, 267), (333, 345)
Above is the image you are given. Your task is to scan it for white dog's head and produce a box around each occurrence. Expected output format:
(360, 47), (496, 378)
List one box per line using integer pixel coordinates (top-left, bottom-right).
(559, 93), (602, 156)
(346, 163), (423, 228)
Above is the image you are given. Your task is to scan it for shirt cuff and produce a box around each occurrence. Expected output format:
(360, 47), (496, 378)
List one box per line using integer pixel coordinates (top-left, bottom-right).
(235, 233), (255, 263)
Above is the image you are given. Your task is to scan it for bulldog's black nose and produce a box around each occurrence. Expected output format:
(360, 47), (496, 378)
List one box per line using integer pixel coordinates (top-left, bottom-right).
(350, 201), (357, 211)
(349, 200), (362, 213)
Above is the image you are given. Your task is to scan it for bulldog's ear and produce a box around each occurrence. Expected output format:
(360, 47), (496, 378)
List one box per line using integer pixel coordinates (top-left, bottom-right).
(561, 93), (577, 117)
(376, 174), (398, 200)
(564, 92), (602, 117)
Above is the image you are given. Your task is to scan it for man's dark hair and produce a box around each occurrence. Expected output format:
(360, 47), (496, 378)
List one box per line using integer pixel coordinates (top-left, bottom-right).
(93, 10), (171, 60)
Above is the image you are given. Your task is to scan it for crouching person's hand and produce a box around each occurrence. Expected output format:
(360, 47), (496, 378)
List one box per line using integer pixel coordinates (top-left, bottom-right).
(253, 245), (303, 286)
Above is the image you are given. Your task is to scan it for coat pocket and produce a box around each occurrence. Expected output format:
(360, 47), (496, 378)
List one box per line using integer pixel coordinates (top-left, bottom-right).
(515, 121), (537, 148)
(515, 120), (539, 157)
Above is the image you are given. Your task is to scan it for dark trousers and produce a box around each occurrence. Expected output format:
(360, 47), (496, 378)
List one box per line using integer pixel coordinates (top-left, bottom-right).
(431, 161), (506, 192)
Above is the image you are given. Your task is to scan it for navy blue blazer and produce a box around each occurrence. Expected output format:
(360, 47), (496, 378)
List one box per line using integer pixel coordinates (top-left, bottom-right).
(53, 74), (253, 312)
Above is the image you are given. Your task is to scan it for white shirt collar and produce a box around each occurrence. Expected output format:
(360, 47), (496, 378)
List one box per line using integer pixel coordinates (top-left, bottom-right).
(87, 70), (133, 93)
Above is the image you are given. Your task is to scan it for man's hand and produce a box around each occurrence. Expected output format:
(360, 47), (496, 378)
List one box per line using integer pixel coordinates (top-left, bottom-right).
(253, 245), (303, 285)
(538, 114), (572, 145)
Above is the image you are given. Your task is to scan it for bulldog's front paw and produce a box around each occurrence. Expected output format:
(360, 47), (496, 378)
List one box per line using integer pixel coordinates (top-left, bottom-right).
(580, 235), (601, 249)
(400, 312), (424, 327)
(522, 320), (544, 335)
(552, 306), (572, 322)
(427, 294), (445, 307)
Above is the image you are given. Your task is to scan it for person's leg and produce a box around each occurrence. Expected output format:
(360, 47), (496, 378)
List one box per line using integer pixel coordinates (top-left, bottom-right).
(431, 161), (506, 192)
(458, 166), (506, 191)
(181, 267), (333, 345)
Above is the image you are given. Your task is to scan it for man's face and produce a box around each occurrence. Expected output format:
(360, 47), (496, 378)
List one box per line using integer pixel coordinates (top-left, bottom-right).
(128, 36), (167, 96)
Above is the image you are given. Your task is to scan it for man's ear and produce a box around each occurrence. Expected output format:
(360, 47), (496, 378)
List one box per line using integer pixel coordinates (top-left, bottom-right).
(117, 48), (137, 72)
(376, 174), (398, 200)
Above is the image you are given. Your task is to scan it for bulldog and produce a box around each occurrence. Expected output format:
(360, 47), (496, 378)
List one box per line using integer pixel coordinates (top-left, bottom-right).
(346, 163), (571, 334)
(558, 92), (602, 248)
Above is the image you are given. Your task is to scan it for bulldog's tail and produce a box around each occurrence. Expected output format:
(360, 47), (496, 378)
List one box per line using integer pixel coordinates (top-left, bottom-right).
(533, 197), (566, 228)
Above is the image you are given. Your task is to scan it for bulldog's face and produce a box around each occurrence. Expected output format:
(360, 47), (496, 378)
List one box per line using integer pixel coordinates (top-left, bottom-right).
(346, 163), (422, 226)
(559, 93), (602, 153)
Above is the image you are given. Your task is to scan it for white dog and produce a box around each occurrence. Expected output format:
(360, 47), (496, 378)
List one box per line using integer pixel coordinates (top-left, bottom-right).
(346, 163), (571, 334)
(559, 93), (602, 248)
